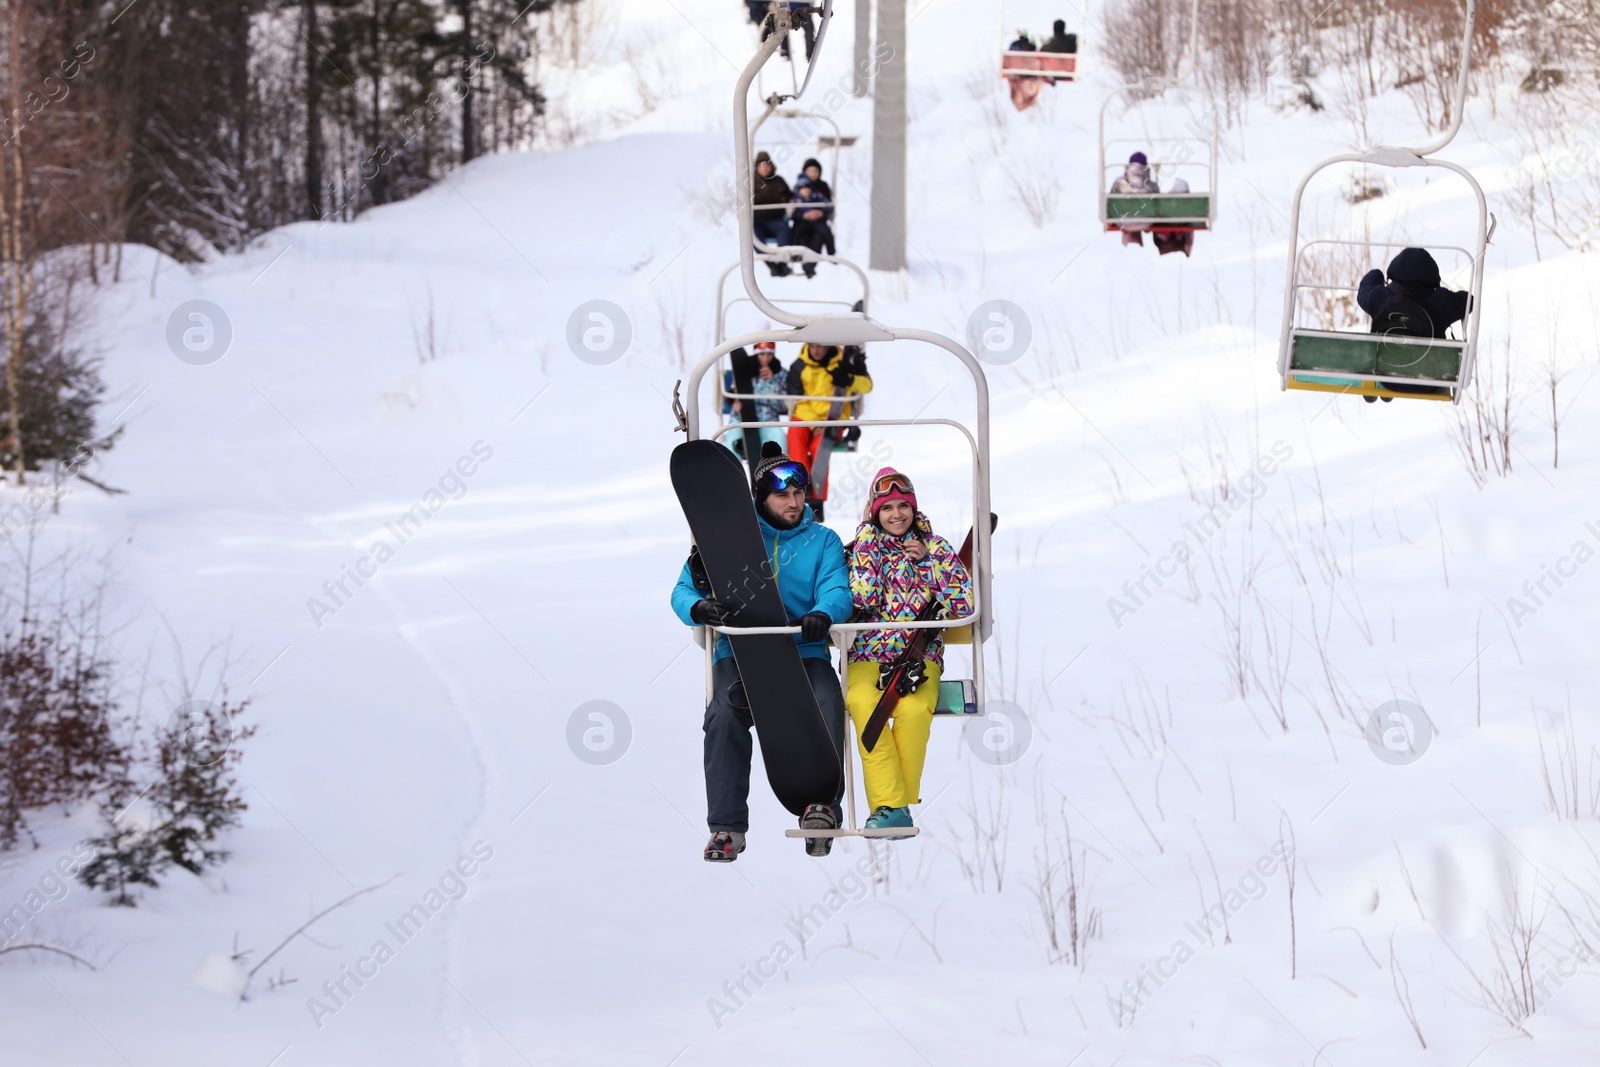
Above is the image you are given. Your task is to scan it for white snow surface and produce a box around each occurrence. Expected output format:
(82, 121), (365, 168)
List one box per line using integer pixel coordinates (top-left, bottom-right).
(4, 3), (1600, 1065)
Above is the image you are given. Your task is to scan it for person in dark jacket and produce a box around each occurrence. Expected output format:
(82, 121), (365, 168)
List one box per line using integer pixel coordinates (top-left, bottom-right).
(671, 443), (851, 861)
(752, 150), (794, 276)
(1356, 247), (1472, 402)
(1039, 18), (1077, 85)
(789, 164), (835, 277)
(1041, 19), (1077, 54)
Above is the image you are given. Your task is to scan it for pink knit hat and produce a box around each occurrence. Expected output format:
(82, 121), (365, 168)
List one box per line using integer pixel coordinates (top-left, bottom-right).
(868, 467), (917, 520)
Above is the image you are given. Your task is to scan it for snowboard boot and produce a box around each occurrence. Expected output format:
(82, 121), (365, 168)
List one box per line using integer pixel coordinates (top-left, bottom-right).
(800, 803), (839, 857)
(865, 805), (914, 840)
(704, 831), (746, 862)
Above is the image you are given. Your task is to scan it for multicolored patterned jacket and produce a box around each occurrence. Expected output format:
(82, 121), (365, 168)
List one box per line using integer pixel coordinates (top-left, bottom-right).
(846, 514), (974, 667)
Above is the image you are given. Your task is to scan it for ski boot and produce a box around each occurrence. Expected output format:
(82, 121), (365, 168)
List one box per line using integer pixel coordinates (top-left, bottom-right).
(704, 831), (746, 862)
(800, 803), (838, 857)
(865, 806), (914, 840)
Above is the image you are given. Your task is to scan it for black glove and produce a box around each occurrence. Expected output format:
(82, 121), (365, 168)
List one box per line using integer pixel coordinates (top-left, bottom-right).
(830, 366), (853, 387)
(799, 612), (833, 642)
(690, 599), (738, 626)
(894, 659), (928, 696)
(876, 663), (896, 691)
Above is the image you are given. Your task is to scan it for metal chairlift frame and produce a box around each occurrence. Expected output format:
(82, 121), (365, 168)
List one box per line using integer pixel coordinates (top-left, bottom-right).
(677, 12), (996, 840)
(996, 0), (1086, 82)
(751, 0), (835, 104)
(751, 100), (844, 187)
(1096, 0), (1219, 233)
(1276, 0), (1489, 404)
(713, 254), (868, 347)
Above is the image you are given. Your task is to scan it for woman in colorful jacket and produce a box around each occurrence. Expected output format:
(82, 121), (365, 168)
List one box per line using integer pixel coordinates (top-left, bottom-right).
(845, 468), (973, 835)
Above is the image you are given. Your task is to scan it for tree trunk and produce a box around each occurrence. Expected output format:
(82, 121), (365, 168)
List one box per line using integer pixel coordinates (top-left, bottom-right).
(304, 0), (323, 218)
(460, 2), (475, 164)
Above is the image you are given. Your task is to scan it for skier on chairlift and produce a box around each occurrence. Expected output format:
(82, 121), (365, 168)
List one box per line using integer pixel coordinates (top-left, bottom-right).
(673, 443), (851, 862)
(1111, 151), (1161, 246)
(785, 342), (872, 521)
(789, 176), (834, 277)
(845, 470), (973, 838)
(753, 151), (794, 276)
(1356, 247), (1472, 403)
(742, 341), (789, 450)
(1040, 19), (1077, 55)
(1039, 18), (1077, 85)
(1152, 177), (1196, 257)
(1004, 29), (1045, 111)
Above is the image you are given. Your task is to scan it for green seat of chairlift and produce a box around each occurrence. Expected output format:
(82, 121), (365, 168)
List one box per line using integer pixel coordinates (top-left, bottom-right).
(1105, 194), (1210, 221)
(1287, 331), (1462, 400)
(932, 679), (978, 716)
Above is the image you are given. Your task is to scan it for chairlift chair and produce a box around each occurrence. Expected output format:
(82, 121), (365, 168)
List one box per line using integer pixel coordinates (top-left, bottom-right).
(996, 1), (1084, 83)
(749, 98), (849, 268)
(1275, 0), (1488, 403)
(678, 324), (994, 842)
(1098, 83), (1220, 235)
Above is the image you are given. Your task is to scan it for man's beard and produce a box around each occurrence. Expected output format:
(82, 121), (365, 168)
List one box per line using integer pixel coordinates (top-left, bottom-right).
(762, 502), (803, 530)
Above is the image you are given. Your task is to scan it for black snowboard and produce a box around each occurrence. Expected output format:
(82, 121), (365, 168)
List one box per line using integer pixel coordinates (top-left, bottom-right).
(670, 440), (843, 816)
(727, 347), (763, 477)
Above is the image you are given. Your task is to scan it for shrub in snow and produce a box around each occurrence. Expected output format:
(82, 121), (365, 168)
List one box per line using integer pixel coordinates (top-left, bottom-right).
(0, 628), (129, 851)
(0, 267), (121, 483)
(78, 697), (254, 907)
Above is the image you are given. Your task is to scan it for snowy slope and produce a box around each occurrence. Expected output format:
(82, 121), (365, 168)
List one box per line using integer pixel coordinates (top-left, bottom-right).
(4, 2), (1600, 1065)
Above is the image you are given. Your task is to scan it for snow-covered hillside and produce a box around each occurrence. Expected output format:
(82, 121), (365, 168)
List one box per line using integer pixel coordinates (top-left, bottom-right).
(4, 2), (1600, 1065)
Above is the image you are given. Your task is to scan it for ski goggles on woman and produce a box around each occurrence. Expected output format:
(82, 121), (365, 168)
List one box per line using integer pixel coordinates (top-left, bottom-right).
(758, 461), (810, 494)
(870, 472), (915, 500)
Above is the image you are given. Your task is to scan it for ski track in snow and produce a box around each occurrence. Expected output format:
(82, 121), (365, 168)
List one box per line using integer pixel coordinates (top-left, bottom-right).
(367, 579), (489, 1067)
(215, 405), (490, 1065)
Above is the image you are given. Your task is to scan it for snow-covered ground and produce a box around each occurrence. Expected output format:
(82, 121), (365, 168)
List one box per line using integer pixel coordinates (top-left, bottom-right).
(5, 2), (1600, 1064)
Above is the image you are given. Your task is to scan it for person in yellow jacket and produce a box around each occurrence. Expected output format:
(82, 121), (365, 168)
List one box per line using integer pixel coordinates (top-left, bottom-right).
(784, 343), (870, 520)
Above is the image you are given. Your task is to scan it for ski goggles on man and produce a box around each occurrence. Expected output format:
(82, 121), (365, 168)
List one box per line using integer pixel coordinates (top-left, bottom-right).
(870, 471), (915, 500)
(757, 460), (810, 494)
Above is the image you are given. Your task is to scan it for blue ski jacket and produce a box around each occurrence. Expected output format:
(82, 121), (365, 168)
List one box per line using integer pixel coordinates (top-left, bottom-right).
(672, 505), (852, 663)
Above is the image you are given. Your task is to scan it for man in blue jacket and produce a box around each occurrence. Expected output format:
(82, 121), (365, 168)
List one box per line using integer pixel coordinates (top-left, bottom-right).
(672, 442), (852, 862)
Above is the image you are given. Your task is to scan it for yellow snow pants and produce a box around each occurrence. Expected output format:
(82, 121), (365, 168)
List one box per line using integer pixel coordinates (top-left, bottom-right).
(845, 660), (942, 811)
